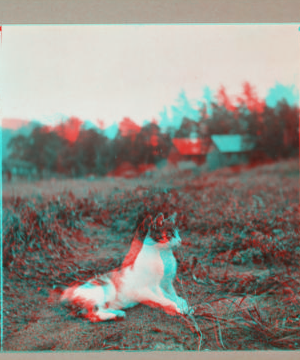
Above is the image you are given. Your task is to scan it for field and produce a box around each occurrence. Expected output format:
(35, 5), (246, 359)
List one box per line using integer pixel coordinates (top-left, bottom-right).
(2, 158), (300, 351)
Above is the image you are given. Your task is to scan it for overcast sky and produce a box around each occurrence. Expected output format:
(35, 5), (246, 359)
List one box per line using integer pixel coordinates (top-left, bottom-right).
(1, 24), (299, 128)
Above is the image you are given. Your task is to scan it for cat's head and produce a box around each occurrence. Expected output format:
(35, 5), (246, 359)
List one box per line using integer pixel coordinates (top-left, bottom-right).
(138, 212), (181, 249)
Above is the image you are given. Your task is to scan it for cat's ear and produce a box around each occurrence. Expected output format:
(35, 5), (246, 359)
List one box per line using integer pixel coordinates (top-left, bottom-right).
(141, 214), (153, 233)
(168, 212), (177, 223)
(154, 213), (164, 229)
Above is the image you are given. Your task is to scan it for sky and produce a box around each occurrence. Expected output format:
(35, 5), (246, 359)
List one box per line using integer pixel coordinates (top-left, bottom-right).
(1, 24), (299, 130)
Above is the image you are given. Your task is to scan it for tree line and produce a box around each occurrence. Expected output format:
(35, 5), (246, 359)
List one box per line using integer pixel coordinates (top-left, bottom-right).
(7, 82), (299, 178)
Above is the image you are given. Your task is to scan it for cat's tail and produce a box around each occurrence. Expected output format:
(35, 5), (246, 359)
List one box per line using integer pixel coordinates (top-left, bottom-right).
(60, 284), (81, 304)
(59, 284), (103, 321)
(60, 282), (107, 312)
(44, 284), (69, 306)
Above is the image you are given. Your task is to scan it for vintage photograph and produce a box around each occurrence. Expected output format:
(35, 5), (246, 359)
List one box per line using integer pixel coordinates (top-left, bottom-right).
(1, 24), (299, 351)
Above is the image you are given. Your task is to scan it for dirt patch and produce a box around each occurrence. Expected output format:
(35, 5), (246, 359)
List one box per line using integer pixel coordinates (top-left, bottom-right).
(3, 158), (300, 351)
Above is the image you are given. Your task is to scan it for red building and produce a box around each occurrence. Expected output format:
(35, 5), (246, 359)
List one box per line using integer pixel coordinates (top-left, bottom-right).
(168, 137), (211, 166)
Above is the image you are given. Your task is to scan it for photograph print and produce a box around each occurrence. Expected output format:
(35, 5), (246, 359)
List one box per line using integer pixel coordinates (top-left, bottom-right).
(1, 24), (299, 351)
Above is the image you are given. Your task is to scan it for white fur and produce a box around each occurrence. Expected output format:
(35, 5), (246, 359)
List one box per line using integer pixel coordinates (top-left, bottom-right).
(61, 222), (190, 321)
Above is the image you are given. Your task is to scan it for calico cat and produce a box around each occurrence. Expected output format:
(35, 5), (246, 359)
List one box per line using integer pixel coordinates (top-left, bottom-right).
(60, 212), (192, 322)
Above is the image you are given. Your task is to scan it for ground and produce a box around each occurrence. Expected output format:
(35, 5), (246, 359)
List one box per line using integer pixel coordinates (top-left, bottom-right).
(2, 158), (300, 351)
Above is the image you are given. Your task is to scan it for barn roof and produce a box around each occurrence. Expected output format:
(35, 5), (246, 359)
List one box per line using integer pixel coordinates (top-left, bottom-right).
(211, 135), (256, 153)
(172, 138), (210, 155)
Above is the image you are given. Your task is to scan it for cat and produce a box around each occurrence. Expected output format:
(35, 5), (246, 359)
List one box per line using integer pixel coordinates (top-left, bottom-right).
(60, 212), (192, 322)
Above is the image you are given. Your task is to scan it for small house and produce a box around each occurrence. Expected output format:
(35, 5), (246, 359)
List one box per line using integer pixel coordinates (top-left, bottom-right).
(168, 136), (211, 167)
(206, 134), (256, 171)
(2, 158), (38, 182)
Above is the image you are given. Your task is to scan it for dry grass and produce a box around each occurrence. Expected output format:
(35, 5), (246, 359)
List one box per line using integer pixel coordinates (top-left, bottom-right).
(2, 157), (299, 351)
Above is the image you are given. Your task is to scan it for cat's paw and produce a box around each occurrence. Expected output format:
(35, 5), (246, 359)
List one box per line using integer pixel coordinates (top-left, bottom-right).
(114, 310), (126, 318)
(176, 297), (188, 313)
(177, 298), (193, 315)
(186, 307), (195, 315)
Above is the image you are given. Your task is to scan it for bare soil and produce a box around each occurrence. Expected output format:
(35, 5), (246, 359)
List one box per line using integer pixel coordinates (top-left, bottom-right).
(3, 158), (300, 351)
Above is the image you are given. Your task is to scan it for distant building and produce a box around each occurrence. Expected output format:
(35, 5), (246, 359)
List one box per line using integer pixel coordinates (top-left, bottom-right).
(168, 136), (211, 166)
(206, 134), (256, 171)
(2, 158), (38, 182)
